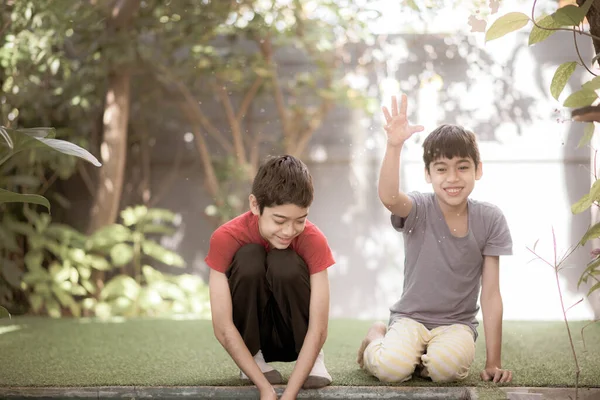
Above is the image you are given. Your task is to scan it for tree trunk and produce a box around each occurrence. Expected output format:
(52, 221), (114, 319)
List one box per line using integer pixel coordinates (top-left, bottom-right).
(87, 0), (140, 233)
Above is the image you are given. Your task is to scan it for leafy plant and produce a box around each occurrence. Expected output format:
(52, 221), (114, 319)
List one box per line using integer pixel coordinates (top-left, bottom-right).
(484, 0), (600, 296)
(0, 126), (101, 210)
(86, 205), (209, 318)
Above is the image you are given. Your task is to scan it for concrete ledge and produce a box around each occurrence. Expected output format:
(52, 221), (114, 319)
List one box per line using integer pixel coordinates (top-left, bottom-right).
(0, 386), (476, 399)
(502, 387), (600, 400)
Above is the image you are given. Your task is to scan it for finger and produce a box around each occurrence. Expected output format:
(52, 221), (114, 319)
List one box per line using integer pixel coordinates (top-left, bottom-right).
(480, 371), (490, 381)
(493, 369), (503, 383)
(391, 96), (398, 116)
(399, 93), (408, 116)
(409, 125), (425, 134)
(382, 106), (392, 123)
(507, 371), (513, 383)
(501, 370), (512, 383)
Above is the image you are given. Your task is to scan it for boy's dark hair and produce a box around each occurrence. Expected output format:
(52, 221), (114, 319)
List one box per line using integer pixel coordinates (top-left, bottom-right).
(251, 155), (314, 214)
(422, 124), (480, 172)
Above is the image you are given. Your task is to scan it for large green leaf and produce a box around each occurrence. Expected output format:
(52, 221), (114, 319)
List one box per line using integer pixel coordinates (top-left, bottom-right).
(550, 62), (577, 100)
(485, 12), (530, 42)
(142, 240), (185, 267)
(0, 188), (50, 210)
(564, 88), (598, 108)
(35, 138), (101, 167)
(580, 222), (600, 245)
(100, 275), (140, 301)
(553, 2), (591, 26)
(87, 224), (132, 250)
(579, 123), (595, 148)
(529, 15), (561, 45)
(110, 243), (134, 267)
(0, 127), (101, 167)
(572, 179), (600, 214)
(0, 127), (13, 149)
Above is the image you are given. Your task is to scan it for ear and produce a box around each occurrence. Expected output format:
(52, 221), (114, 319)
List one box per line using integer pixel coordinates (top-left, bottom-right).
(475, 162), (483, 180)
(424, 166), (432, 184)
(249, 194), (260, 216)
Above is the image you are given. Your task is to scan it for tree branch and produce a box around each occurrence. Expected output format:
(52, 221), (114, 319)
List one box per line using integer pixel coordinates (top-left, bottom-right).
(212, 81), (248, 167)
(236, 76), (264, 123)
(258, 35), (293, 146)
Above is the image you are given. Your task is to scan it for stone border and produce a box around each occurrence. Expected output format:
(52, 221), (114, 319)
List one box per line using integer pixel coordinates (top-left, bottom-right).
(0, 386), (476, 399)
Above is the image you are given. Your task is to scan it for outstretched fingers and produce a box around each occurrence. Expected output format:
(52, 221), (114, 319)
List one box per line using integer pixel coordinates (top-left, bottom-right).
(391, 95), (398, 116)
(382, 106), (392, 124)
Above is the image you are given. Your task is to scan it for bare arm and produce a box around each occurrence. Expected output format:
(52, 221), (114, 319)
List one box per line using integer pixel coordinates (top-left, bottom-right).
(480, 255), (512, 383)
(378, 94), (424, 218)
(208, 269), (276, 398)
(281, 269), (330, 400)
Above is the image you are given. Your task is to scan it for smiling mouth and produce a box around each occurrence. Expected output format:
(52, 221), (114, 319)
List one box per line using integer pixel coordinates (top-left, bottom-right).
(444, 187), (463, 196)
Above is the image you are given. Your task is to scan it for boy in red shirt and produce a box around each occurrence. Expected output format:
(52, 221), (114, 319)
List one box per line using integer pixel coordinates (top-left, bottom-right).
(206, 155), (335, 400)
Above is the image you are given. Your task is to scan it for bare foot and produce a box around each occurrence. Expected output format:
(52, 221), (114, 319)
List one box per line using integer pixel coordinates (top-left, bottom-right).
(357, 321), (387, 368)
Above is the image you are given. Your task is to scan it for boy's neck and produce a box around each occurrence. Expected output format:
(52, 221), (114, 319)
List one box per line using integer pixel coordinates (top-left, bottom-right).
(436, 196), (469, 218)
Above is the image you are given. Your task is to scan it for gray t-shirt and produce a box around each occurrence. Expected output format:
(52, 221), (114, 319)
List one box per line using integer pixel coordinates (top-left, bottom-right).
(389, 191), (512, 339)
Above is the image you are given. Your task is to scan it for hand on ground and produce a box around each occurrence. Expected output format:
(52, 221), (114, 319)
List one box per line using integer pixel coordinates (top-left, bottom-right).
(480, 366), (512, 383)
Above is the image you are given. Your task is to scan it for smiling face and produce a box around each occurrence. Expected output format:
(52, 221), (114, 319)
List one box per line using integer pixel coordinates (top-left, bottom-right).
(249, 194), (308, 249)
(425, 156), (483, 211)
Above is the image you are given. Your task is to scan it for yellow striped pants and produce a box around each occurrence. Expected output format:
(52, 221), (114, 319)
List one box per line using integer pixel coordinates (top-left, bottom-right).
(363, 317), (475, 383)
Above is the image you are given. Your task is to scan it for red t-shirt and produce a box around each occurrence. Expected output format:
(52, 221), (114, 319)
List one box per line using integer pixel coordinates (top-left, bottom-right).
(205, 211), (335, 275)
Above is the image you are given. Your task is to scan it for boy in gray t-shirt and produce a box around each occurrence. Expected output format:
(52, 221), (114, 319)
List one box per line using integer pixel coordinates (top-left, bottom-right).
(356, 94), (513, 384)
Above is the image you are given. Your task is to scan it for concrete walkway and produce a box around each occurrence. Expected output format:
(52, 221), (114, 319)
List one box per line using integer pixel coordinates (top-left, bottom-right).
(2, 386), (600, 399)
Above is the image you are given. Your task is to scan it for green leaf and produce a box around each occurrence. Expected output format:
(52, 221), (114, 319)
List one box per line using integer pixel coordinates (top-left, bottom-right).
(142, 265), (165, 284)
(87, 224), (132, 250)
(404, 0), (419, 11)
(529, 15), (561, 45)
(550, 62), (577, 100)
(564, 88), (598, 108)
(579, 0), (595, 16)
(100, 275), (140, 301)
(583, 76), (600, 91)
(0, 188), (50, 210)
(142, 240), (185, 267)
(110, 243), (134, 267)
(580, 222), (600, 245)
(587, 281), (600, 296)
(579, 123), (595, 148)
(51, 284), (74, 307)
(553, 4), (586, 26)
(572, 179), (600, 214)
(0, 126), (13, 149)
(49, 262), (71, 283)
(1, 259), (23, 288)
(85, 255), (112, 271)
(0, 305), (10, 319)
(35, 138), (101, 167)
(485, 12), (530, 42)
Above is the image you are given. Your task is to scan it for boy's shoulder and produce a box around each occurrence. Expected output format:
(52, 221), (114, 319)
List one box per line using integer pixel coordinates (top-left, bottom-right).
(212, 211), (255, 239)
(468, 198), (506, 219)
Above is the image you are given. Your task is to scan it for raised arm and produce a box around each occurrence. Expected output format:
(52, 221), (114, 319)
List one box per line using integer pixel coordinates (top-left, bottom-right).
(378, 94), (424, 218)
(209, 269), (277, 400)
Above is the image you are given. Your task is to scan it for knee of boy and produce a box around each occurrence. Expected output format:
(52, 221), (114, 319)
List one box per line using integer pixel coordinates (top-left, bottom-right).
(365, 344), (415, 383)
(421, 353), (471, 383)
(266, 249), (307, 281)
(231, 244), (267, 279)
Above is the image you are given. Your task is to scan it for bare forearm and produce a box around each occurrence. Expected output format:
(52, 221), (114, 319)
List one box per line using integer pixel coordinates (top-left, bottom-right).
(282, 329), (327, 398)
(378, 144), (403, 206)
(217, 326), (271, 391)
(481, 293), (503, 367)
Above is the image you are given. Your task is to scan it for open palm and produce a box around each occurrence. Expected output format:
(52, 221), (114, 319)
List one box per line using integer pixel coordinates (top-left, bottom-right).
(382, 94), (424, 146)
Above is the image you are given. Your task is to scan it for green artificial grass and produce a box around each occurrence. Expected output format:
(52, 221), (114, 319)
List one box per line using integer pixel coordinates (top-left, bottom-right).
(0, 317), (599, 388)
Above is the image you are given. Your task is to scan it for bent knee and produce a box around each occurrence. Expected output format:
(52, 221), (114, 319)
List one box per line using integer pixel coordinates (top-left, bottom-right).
(364, 345), (417, 383)
(422, 353), (472, 382)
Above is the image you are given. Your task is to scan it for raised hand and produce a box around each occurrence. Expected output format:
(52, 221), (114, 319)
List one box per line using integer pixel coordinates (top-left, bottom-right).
(382, 94), (424, 147)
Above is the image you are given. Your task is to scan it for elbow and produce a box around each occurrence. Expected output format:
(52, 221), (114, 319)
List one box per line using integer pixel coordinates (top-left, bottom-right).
(213, 324), (233, 347)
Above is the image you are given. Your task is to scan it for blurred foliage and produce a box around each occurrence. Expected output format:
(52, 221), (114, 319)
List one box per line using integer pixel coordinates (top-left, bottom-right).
(1, 204), (208, 319)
